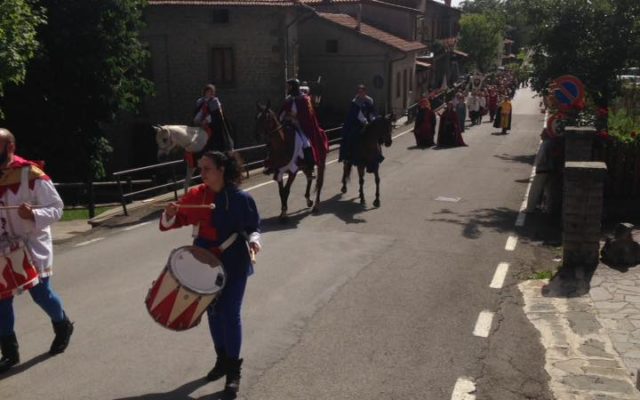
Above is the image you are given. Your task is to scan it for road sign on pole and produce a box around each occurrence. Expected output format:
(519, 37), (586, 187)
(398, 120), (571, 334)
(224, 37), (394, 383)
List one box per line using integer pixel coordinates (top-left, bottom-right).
(552, 75), (585, 112)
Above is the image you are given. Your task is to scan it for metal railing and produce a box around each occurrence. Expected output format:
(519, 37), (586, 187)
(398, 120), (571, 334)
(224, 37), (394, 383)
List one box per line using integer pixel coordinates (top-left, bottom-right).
(113, 125), (343, 216)
(54, 180), (152, 219)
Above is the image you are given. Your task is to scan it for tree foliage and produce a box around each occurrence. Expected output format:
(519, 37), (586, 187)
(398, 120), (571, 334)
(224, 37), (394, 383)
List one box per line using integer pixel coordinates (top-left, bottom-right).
(458, 13), (505, 72)
(0, 0), (152, 180)
(0, 0), (44, 110)
(460, 0), (531, 53)
(525, 0), (640, 106)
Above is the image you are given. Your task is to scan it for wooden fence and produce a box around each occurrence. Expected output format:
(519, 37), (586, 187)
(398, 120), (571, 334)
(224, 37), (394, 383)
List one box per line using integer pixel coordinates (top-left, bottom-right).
(593, 140), (640, 199)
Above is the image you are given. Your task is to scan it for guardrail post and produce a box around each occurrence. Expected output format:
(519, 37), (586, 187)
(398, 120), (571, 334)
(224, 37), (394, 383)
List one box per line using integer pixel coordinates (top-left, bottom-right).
(87, 181), (95, 219)
(116, 176), (128, 216)
(171, 163), (178, 201)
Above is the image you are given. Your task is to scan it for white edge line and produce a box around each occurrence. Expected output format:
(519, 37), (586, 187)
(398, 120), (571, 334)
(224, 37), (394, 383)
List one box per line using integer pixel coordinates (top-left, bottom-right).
(490, 262), (510, 289)
(451, 377), (477, 400)
(505, 235), (518, 251)
(516, 112), (549, 228)
(123, 221), (152, 231)
(472, 310), (494, 338)
(516, 146), (538, 227)
(75, 237), (105, 247)
(243, 127), (413, 193)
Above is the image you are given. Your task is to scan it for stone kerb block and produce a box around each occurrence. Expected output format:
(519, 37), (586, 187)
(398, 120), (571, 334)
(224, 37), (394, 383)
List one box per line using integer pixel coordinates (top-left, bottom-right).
(564, 127), (596, 162)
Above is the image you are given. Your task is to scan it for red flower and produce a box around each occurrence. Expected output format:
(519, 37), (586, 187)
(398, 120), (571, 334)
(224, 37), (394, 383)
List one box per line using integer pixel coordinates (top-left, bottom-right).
(632, 132), (637, 138)
(597, 130), (610, 140)
(597, 107), (609, 118)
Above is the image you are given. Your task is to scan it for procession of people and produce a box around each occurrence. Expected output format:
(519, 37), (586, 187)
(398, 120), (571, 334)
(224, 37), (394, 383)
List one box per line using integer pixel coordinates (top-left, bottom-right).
(0, 69), (524, 398)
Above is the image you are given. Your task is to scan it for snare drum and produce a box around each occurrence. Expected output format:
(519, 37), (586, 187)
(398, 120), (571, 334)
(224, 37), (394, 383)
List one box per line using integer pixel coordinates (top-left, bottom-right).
(0, 241), (39, 300)
(146, 246), (226, 331)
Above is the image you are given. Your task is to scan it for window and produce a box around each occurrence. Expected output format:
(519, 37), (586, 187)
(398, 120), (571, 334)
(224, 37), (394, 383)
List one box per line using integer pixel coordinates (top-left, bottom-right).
(212, 10), (229, 23)
(210, 47), (235, 86)
(326, 40), (338, 54)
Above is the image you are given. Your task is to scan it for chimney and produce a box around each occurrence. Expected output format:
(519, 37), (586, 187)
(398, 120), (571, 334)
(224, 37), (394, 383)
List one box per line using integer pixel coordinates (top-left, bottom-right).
(356, 4), (362, 31)
(444, 0), (451, 6)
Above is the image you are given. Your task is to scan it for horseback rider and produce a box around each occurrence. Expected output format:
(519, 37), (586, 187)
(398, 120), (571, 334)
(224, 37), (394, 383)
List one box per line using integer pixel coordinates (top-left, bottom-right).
(279, 78), (327, 168)
(194, 84), (234, 152)
(339, 84), (376, 165)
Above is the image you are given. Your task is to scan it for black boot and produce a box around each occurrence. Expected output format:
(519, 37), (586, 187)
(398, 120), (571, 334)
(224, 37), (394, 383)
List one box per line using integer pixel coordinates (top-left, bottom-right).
(0, 333), (20, 373)
(50, 315), (74, 355)
(205, 349), (226, 382)
(224, 358), (243, 395)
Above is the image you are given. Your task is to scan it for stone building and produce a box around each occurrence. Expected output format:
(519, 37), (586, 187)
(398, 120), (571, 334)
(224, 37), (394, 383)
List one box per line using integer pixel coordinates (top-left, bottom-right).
(298, 12), (426, 122)
(107, 0), (453, 170)
(141, 0), (312, 149)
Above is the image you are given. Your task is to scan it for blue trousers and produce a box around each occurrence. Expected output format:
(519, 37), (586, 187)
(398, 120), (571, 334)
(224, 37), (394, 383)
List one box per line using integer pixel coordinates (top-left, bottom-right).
(0, 277), (65, 337)
(207, 275), (247, 359)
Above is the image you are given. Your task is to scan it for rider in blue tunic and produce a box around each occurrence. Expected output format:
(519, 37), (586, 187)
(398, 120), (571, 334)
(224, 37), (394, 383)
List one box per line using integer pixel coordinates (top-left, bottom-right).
(340, 84), (376, 166)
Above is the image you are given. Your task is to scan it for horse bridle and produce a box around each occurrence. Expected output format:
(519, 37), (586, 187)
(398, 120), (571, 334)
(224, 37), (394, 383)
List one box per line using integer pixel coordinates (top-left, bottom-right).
(260, 110), (285, 136)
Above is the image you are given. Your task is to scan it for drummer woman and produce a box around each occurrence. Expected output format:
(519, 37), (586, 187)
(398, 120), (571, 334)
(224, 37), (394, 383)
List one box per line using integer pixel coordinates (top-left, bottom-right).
(160, 151), (261, 395)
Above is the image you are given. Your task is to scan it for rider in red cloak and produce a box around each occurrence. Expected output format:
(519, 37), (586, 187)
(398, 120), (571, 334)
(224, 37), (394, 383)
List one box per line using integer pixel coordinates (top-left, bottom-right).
(279, 79), (328, 166)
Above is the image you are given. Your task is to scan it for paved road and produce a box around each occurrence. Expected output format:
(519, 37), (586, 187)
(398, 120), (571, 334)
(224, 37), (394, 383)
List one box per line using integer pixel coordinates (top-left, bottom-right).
(2, 88), (553, 400)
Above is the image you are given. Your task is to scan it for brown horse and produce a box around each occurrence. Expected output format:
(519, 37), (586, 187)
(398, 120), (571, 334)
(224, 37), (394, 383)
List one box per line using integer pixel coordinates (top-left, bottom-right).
(340, 116), (393, 207)
(255, 103), (326, 219)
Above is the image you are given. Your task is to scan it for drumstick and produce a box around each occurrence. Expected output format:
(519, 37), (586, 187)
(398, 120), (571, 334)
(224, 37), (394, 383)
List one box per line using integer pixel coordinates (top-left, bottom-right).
(0, 205), (47, 210)
(154, 204), (216, 210)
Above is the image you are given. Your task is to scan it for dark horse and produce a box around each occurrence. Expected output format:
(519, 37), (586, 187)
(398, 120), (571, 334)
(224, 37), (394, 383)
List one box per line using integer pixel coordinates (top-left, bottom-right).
(340, 116), (393, 207)
(255, 103), (326, 219)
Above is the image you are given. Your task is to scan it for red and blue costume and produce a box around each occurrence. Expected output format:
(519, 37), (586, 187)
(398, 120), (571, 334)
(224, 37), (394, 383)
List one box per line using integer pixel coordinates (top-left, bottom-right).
(160, 184), (260, 359)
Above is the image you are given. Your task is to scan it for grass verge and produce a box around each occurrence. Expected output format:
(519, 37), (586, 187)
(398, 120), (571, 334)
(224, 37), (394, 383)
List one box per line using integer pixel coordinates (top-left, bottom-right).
(60, 206), (111, 222)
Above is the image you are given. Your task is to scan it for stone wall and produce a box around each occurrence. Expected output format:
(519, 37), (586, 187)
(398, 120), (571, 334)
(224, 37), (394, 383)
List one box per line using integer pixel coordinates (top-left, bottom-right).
(563, 161), (607, 270)
(142, 6), (291, 147)
(298, 16), (414, 121)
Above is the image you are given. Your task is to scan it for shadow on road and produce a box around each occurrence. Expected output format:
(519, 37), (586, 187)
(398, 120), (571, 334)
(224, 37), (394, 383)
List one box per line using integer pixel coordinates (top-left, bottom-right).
(261, 208), (312, 233)
(0, 352), (49, 380)
(112, 378), (231, 400)
(427, 207), (562, 245)
(315, 193), (374, 225)
(494, 153), (535, 165)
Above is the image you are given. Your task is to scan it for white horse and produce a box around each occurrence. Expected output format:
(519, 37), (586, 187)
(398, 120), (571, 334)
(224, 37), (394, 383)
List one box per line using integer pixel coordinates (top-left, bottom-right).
(153, 125), (208, 193)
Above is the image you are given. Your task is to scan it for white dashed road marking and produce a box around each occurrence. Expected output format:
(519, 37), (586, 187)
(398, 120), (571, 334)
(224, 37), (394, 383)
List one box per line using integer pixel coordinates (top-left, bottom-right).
(75, 237), (105, 247)
(473, 311), (495, 338)
(451, 377), (477, 400)
(490, 262), (510, 289)
(505, 235), (518, 251)
(123, 221), (152, 231)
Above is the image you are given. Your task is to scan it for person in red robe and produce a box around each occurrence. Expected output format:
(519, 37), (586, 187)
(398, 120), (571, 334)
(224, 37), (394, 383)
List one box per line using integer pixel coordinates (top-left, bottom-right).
(413, 97), (436, 148)
(437, 102), (467, 147)
(279, 79), (328, 167)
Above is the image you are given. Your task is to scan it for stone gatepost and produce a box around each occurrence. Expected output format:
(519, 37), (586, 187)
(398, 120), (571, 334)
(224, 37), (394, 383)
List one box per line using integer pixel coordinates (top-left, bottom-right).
(562, 161), (607, 276)
(564, 127), (595, 162)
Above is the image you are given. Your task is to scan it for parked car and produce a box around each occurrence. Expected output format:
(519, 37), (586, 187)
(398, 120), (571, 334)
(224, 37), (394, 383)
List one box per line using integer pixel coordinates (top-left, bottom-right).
(618, 67), (640, 84)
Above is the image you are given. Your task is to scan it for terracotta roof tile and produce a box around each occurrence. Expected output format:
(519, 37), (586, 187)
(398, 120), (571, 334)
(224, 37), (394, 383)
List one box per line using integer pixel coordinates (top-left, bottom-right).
(317, 13), (426, 52)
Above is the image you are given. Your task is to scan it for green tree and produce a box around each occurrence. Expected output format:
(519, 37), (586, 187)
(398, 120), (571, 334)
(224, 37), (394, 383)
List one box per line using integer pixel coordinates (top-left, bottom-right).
(0, 0), (152, 181)
(0, 0), (44, 114)
(460, 0), (533, 53)
(459, 13), (505, 72)
(460, 0), (503, 14)
(526, 0), (640, 106)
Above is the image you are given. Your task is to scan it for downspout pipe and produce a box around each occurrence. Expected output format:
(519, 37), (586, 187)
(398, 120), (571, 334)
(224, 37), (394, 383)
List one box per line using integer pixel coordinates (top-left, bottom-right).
(284, 2), (318, 86)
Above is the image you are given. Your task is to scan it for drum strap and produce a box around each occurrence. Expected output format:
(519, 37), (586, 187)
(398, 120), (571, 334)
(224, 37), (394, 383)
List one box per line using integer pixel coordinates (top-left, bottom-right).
(218, 233), (238, 252)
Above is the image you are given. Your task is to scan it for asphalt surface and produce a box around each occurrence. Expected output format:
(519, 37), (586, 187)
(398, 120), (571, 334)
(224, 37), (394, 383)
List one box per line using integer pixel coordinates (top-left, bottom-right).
(1, 87), (554, 400)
